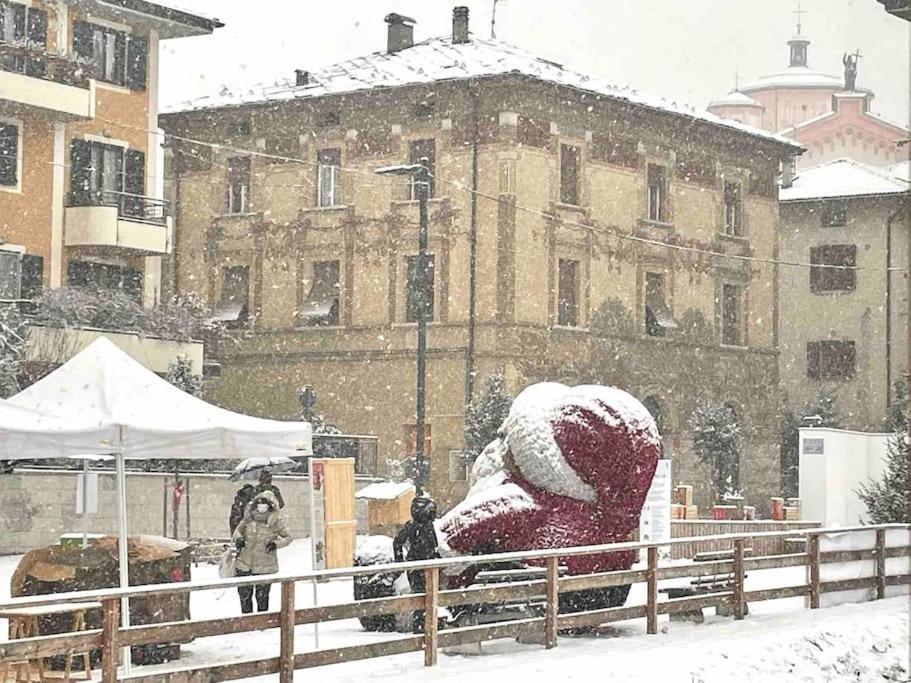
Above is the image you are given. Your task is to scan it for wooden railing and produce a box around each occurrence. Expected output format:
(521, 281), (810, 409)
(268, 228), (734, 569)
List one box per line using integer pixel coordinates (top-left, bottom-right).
(0, 524), (908, 683)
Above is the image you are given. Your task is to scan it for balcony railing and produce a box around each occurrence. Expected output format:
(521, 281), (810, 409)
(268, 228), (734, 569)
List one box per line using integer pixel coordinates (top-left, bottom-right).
(0, 43), (90, 89)
(67, 190), (170, 226)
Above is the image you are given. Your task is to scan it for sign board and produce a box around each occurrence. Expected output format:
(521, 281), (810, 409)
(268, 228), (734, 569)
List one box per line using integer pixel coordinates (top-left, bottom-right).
(639, 459), (672, 562)
(802, 438), (825, 455)
(76, 472), (99, 515)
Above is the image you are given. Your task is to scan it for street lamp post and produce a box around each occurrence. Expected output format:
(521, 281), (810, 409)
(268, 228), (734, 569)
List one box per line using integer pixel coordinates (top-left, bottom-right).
(375, 160), (432, 493)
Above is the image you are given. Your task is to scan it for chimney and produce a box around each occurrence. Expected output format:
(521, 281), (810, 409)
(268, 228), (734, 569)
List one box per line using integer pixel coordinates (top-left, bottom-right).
(294, 69), (309, 86)
(385, 13), (415, 53)
(452, 6), (469, 44)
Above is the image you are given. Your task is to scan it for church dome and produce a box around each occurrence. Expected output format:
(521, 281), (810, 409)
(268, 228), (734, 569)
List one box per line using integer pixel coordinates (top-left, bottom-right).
(708, 90), (763, 109)
(740, 66), (843, 92)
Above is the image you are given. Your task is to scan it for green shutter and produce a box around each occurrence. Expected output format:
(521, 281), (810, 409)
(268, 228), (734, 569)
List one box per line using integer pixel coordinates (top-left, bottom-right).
(126, 34), (147, 91)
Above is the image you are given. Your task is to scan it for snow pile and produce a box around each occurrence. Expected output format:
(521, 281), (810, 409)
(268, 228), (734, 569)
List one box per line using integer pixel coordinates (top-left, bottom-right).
(355, 481), (415, 501)
(354, 535), (394, 566)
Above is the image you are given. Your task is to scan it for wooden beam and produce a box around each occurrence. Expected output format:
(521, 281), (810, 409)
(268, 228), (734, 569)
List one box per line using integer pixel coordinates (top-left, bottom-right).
(424, 568), (439, 667)
(119, 612), (279, 646)
(885, 573), (911, 586)
(101, 598), (120, 683)
(293, 636), (424, 669)
(732, 538), (745, 620)
(807, 534), (820, 609)
(437, 618), (544, 648)
(556, 604), (647, 630)
(560, 569), (648, 591)
(657, 560), (733, 580)
(0, 630), (102, 662)
(657, 593), (731, 615)
(438, 580), (545, 608)
(875, 528), (886, 600)
(279, 581), (295, 683)
(123, 657), (280, 683)
(295, 593), (423, 624)
(819, 577), (876, 593)
(646, 546), (658, 634)
(545, 557), (559, 649)
(743, 585), (808, 602)
(744, 553), (806, 571)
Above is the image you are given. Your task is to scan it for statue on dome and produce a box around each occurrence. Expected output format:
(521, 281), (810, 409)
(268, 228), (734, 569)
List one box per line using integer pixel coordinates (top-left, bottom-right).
(842, 52), (859, 91)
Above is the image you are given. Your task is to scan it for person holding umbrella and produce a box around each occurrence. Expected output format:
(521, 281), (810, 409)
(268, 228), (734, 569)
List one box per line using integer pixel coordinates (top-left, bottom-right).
(229, 483), (255, 535)
(254, 470), (285, 509)
(232, 490), (291, 613)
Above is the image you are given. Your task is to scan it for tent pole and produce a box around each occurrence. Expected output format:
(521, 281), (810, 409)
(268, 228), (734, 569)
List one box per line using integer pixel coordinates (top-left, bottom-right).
(82, 458), (89, 549)
(115, 431), (132, 675)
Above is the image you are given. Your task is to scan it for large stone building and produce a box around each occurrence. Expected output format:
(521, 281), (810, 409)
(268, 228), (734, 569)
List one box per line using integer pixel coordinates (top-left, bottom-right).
(161, 8), (801, 509)
(707, 21), (909, 169)
(779, 158), (909, 429)
(0, 0), (220, 373)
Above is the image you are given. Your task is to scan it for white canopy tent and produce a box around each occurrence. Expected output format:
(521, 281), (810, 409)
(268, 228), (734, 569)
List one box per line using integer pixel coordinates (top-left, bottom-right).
(4, 337), (312, 671)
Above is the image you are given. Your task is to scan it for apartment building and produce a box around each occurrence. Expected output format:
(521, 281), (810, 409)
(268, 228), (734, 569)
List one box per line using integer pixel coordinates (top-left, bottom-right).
(779, 158), (909, 429)
(161, 8), (801, 508)
(0, 0), (220, 372)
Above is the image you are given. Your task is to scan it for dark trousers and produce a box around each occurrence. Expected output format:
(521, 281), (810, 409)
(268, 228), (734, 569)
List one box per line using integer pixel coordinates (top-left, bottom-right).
(236, 570), (271, 613)
(407, 570), (426, 633)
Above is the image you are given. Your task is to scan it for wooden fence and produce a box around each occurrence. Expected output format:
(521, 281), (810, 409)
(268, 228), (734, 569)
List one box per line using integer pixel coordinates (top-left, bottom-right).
(0, 524), (908, 683)
(667, 520), (821, 559)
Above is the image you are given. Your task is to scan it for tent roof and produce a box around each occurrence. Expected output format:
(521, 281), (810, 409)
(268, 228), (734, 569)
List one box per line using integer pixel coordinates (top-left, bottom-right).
(0, 399), (118, 459)
(8, 337), (312, 460)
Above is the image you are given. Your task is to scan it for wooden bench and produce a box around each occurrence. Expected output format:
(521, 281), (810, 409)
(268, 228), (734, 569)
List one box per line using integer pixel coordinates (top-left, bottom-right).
(659, 548), (752, 623)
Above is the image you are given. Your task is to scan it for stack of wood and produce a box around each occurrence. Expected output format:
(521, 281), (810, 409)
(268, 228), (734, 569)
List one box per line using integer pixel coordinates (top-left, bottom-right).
(672, 485), (698, 519)
(771, 497), (802, 520)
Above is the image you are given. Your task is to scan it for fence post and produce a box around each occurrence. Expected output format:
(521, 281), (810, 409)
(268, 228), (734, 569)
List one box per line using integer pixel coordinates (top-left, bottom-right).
(280, 580), (295, 683)
(732, 538), (745, 620)
(646, 546), (658, 635)
(545, 557), (559, 649)
(101, 597), (120, 683)
(424, 567), (439, 667)
(874, 528), (886, 600)
(807, 533), (820, 609)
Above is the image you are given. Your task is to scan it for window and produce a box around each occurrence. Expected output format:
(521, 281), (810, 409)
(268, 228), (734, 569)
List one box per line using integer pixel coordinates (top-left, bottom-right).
(226, 157), (250, 214)
(807, 341), (856, 380)
(67, 260), (142, 302)
(299, 260), (340, 326)
(19, 253), (42, 313)
(316, 148), (341, 207)
(0, 122), (19, 188)
(645, 272), (677, 337)
(721, 283), (742, 346)
(560, 143), (580, 205)
(723, 180), (743, 236)
(822, 200), (848, 227)
(810, 245), (856, 293)
(647, 164), (667, 222)
(406, 254), (435, 322)
(0, 249), (20, 301)
(0, 2), (47, 76)
(408, 139), (436, 199)
(72, 21), (146, 89)
(212, 265), (250, 327)
(449, 450), (468, 483)
(405, 424), (432, 457)
(69, 141), (144, 215)
(557, 258), (579, 327)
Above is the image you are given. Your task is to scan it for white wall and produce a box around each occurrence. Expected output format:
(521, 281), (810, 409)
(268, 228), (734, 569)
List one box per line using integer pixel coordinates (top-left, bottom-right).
(799, 427), (891, 527)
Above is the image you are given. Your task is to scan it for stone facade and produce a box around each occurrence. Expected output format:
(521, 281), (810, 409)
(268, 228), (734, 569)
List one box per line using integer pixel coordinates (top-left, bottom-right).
(161, 12), (797, 512)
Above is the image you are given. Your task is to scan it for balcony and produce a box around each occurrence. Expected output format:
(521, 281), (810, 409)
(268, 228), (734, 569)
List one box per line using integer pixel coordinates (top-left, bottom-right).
(0, 44), (93, 119)
(65, 191), (173, 255)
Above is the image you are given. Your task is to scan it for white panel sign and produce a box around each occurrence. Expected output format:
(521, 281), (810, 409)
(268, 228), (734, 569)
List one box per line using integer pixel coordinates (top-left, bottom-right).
(639, 459), (672, 562)
(309, 459), (326, 571)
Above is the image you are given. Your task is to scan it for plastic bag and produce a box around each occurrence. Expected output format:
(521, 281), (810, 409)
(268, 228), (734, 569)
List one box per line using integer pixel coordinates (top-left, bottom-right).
(218, 547), (236, 579)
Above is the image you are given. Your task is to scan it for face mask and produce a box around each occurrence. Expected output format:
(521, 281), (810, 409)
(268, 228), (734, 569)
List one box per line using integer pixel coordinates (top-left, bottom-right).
(255, 503), (269, 514)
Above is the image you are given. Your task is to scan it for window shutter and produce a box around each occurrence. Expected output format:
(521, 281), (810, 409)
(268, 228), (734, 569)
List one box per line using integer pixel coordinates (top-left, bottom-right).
(69, 139), (93, 204)
(806, 342), (820, 379)
(72, 21), (93, 61)
(126, 34), (147, 91)
(0, 124), (18, 187)
(9, 3), (26, 40)
(113, 32), (126, 84)
(19, 254), (43, 313)
(123, 149), (145, 217)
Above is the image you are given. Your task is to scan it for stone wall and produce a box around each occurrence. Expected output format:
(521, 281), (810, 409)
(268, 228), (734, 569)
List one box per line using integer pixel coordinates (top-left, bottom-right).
(0, 469), (373, 556)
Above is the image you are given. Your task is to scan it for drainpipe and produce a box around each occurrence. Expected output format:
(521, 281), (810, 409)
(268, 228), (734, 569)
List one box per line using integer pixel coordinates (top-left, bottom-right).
(884, 198), (905, 411)
(465, 81), (479, 405)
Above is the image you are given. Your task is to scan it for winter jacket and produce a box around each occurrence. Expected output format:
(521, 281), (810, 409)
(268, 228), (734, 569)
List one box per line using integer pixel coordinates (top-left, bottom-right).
(229, 485), (256, 535)
(393, 520), (439, 563)
(232, 490), (292, 575)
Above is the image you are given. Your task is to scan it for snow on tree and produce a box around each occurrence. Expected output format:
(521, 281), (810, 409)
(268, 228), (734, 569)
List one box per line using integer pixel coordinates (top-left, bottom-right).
(689, 402), (742, 501)
(780, 391), (841, 497)
(0, 304), (26, 398)
(858, 412), (910, 524)
(464, 372), (513, 463)
(883, 382), (909, 434)
(164, 354), (202, 397)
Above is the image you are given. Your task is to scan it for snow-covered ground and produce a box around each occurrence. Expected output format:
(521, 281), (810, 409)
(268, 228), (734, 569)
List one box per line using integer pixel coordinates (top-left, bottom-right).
(2, 540), (908, 681)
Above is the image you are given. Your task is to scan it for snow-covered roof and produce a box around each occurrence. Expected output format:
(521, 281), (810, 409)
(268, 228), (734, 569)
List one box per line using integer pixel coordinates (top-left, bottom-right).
(740, 66), (844, 92)
(355, 480), (415, 501)
(164, 35), (800, 149)
(708, 90), (763, 109)
(780, 158), (910, 201)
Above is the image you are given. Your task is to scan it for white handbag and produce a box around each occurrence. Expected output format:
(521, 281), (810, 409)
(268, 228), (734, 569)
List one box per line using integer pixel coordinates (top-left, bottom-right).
(218, 547), (236, 579)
